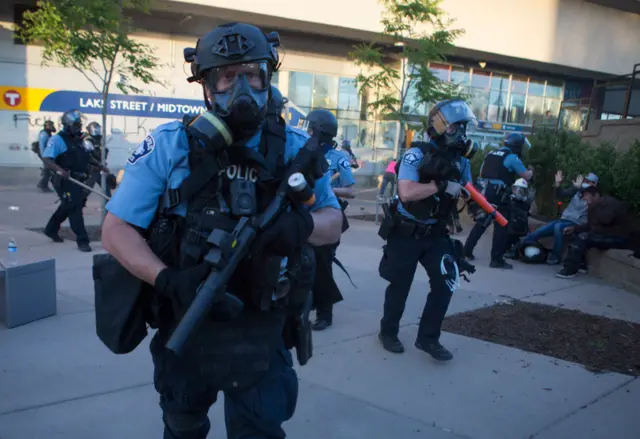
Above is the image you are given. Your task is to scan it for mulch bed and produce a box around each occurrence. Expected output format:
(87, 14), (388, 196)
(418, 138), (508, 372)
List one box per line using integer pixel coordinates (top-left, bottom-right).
(29, 225), (103, 243)
(443, 301), (640, 376)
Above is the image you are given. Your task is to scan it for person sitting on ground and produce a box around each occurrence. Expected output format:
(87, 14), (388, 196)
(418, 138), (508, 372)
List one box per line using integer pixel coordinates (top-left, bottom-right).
(520, 171), (598, 264)
(378, 157), (398, 199)
(556, 186), (633, 279)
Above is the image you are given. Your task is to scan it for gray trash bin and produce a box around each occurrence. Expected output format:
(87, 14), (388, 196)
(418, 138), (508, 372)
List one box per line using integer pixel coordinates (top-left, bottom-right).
(0, 259), (57, 328)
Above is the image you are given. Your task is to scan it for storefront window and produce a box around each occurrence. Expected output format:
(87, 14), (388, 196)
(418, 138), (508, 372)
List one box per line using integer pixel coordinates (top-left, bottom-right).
(511, 76), (528, 94)
(471, 70), (491, 89)
(488, 89), (508, 122)
(528, 79), (545, 96)
(469, 88), (489, 121)
(429, 63), (450, 81)
(338, 77), (359, 111)
(288, 72), (313, 109)
(545, 81), (564, 99)
(312, 74), (339, 109)
(450, 66), (470, 85)
(491, 74), (509, 91)
(272, 71), (279, 87)
(508, 93), (526, 123)
(544, 98), (562, 120)
(525, 95), (545, 124)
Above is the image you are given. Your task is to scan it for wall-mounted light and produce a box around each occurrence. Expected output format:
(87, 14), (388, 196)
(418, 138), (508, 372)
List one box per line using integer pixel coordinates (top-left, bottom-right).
(394, 41), (405, 47)
(478, 61), (487, 69)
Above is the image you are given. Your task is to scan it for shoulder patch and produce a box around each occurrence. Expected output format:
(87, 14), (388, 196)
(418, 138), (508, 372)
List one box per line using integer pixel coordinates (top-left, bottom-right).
(338, 157), (351, 171)
(128, 134), (155, 165)
(403, 152), (421, 165)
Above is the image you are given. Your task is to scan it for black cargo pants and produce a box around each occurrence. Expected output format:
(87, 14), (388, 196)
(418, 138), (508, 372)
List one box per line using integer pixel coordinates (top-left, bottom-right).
(45, 179), (89, 245)
(379, 223), (458, 344)
(312, 242), (343, 321)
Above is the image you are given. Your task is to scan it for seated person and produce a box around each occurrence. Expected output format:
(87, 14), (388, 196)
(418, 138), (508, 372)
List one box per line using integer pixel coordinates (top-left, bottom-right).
(505, 178), (533, 259)
(556, 186), (632, 279)
(520, 171), (598, 264)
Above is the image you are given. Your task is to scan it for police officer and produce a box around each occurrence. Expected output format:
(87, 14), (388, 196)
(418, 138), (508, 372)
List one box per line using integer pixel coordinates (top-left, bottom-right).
(83, 121), (114, 197)
(304, 109), (356, 331)
(33, 120), (57, 192)
(101, 23), (342, 439)
(341, 140), (360, 169)
(463, 133), (533, 268)
(41, 110), (93, 252)
(378, 99), (476, 361)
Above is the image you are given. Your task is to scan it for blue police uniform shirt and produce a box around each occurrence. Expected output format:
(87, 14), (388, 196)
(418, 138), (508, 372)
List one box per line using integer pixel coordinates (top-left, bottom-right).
(325, 148), (356, 189)
(42, 134), (68, 160)
(107, 121), (340, 229)
(39, 131), (51, 152)
(480, 146), (527, 186)
(396, 145), (471, 224)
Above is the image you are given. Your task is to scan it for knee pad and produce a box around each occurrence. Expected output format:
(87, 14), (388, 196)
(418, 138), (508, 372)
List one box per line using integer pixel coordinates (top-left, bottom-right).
(163, 411), (210, 438)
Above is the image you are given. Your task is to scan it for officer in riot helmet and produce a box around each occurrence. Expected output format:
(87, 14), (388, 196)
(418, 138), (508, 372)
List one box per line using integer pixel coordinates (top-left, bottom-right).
(377, 99), (476, 361)
(33, 119), (57, 192)
(463, 132), (533, 268)
(100, 22), (342, 439)
(41, 110), (93, 252)
(303, 108), (355, 331)
(83, 121), (114, 197)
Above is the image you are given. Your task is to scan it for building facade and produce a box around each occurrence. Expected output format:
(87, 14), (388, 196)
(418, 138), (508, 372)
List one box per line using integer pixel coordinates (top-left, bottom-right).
(0, 0), (638, 174)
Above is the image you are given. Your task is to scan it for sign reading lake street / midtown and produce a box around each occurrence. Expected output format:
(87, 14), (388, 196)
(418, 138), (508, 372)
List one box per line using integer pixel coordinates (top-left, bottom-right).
(0, 86), (207, 119)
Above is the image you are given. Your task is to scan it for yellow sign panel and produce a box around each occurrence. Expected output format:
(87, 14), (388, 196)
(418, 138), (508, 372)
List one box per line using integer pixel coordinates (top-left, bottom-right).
(0, 86), (55, 112)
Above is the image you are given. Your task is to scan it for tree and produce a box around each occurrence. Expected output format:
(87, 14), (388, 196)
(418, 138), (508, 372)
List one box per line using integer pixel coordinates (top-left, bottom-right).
(16, 0), (162, 216)
(349, 0), (465, 155)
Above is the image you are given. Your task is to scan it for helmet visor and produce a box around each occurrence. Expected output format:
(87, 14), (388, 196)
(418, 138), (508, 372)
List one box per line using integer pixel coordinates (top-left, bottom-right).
(204, 61), (270, 93)
(431, 101), (478, 136)
(88, 124), (102, 137)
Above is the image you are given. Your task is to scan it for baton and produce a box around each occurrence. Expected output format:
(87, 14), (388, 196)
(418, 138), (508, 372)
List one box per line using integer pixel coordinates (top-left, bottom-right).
(61, 172), (111, 201)
(463, 182), (508, 227)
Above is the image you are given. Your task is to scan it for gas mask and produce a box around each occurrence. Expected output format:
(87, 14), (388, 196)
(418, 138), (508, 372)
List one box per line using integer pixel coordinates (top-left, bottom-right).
(204, 62), (270, 141)
(437, 122), (474, 159)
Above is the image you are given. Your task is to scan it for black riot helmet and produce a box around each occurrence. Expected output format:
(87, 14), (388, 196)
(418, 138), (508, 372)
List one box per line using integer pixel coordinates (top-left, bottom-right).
(86, 121), (103, 141)
(267, 85), (288, 118)
(503, 133), (531, 157)
(61, 109), (83, 138)
(183, 23), (281, 140)
(303, 109), (338, 145)
(427, 99), (478, 158)
(43, 120), (56, 134)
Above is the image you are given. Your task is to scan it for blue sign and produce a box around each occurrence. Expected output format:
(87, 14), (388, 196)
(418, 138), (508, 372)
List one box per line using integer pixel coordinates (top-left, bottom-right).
(39, 90), (207, 119)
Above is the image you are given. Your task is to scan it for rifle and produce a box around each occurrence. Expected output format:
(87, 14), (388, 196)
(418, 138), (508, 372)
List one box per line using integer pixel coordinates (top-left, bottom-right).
(166, 139), (323, 355)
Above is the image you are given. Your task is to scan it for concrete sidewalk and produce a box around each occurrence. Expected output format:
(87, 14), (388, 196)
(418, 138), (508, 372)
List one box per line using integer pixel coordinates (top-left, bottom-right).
(0, 184), (639, 438)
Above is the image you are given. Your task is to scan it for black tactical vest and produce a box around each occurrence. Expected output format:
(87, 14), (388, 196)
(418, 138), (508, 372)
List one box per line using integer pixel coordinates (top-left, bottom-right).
(83, 134), (107, 163)
(480, 148), (516, 186)
(56, 132), (91, 175)
(403, 142), (462, 222)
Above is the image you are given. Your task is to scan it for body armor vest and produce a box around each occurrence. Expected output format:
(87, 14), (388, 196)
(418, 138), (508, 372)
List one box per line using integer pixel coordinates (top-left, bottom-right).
(403, 142), (462, 222)
(56, 132), (91, 175)
(83, 134), (107, 163)
(480, 148), (516, 187)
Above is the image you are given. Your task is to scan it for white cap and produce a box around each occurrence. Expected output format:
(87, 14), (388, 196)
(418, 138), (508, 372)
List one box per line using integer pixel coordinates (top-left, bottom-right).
(514, 178), (528, 189)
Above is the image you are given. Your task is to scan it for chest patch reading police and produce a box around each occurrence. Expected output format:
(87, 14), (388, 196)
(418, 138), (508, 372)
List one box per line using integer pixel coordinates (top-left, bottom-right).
(403, 152), (420, 165)
(338, 157), (351, 171)
(128, 134), (155, 165)
(218, 164), (258, 182)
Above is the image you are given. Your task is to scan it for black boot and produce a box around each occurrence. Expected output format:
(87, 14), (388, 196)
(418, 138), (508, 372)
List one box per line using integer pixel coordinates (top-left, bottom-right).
(312, 307), (333, 331)
(415, 340), (453, 361)
(379, 333), (404, 353)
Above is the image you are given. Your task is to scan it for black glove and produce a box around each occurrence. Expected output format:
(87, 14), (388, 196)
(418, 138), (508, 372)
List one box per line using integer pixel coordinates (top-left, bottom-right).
(154, 264), (210, 311)
(258, 206), (314, 257)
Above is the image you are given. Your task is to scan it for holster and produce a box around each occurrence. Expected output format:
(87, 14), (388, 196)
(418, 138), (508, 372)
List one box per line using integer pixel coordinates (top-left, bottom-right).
(283, 290), (313, 366)
(93, 253), (149, 354)
(378, 199), (399, 240)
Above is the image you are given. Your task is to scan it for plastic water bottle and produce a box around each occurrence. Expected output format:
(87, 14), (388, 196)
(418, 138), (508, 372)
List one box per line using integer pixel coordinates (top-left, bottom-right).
(6, 238), (18, 267)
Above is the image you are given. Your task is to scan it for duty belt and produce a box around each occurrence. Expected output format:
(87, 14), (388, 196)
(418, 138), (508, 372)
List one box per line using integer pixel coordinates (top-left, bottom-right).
(396, 217), (445, 238)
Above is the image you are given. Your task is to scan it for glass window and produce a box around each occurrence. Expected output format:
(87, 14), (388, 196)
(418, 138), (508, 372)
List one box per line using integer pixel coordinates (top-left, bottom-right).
(490, 74), (509, 91)
(429, 63), (450, 82)
(544, 98), (562, 119)
(508, 93), (526, 124)
(471, 70), (491, 89)
(511, 76), (528, 94)
(338, 77), (359, 111)
(525, 95), (545, 124)
(469, 88), (489, 121)
(288, 72), (313, 109)
(528, 79), (545, 96)
(271, 71), (279, 88)
(403, 82), (426, 115)
(312, 74), (339, 109)
(546, 81), (564, 99)
(450, 67), (470, 85)
(488, 89), (508, 122)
